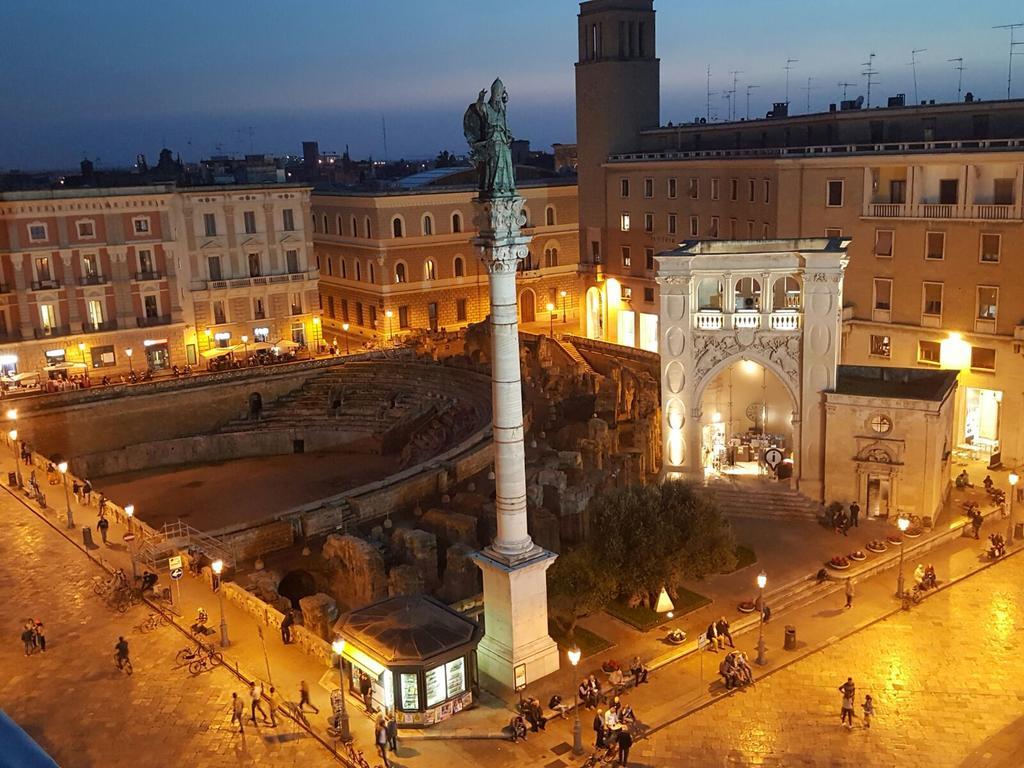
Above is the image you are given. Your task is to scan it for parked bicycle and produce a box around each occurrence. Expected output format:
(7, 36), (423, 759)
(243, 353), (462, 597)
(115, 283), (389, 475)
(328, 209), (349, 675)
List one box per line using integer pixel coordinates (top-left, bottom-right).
(134, 612), (169, 633)
(108, 585), (141, 614)
(93, 569), (129, 597)
(174, 642), (223, 675)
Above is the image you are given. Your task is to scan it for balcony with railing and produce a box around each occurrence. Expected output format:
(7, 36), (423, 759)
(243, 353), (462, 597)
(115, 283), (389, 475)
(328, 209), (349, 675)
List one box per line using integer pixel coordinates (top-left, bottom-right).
(78, 274), (107, 286)
(31, 279), (61, 291)
(693, 310), (801, 332)
(865, 164), (1022, 221)
(136, 314), (172, 328)
(134, 271), (164, 281)
(34, 325), (72, 339)
(83, 319), (118, 333)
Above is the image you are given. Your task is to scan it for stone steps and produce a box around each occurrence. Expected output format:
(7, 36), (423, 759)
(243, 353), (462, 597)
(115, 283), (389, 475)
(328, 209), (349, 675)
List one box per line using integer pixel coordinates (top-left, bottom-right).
(704, 479), (821, 521)
(553, 337), (597, 377)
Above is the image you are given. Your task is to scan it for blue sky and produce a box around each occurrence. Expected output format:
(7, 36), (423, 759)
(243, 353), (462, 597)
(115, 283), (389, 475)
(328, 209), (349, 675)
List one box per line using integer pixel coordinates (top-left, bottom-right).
(0, 0), (1019, 169)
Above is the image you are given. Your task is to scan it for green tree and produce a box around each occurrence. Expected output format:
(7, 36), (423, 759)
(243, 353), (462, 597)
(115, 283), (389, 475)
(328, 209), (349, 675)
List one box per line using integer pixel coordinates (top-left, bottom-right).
(585, 481), (736, 607)
(547, 547), (615, 640)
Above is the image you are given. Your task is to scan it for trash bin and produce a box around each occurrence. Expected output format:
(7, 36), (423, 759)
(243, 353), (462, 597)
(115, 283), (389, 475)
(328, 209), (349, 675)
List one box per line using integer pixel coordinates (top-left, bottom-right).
(1015, 522), (1024, 540)
(784, 625), (797, 651)
(82, 526), (94, 548)
(7, 471), (16, 487)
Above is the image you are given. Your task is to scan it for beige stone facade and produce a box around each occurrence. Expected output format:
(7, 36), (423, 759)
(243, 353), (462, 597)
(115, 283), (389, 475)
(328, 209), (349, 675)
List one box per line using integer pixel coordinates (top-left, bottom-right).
(574, 0), (1024, 466)
(0, 182), (319, 381)
(311, 181), (581, 342)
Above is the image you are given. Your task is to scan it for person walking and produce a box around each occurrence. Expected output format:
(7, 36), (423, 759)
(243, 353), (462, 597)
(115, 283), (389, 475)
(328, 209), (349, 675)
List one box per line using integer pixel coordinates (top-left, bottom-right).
(72, 480), (81, 504)
(82, 479), (92, 504)
(617, 727), (633, 766)
(839, 678), (856, 728)
(593, 709), (606, 748)
(267, 686), (281, 727)
(97, 515), (109, 545)
(386, 710), (398, 752)
(280, 609), (294, 644)
(862, 694), (874, 728)
(971, 509), (983, 540)
(298, 680), (319, 714)
(21, 624), (35, 656)
(249, 682), (267, 724)
(375, 719), (391, 767)
(231, 692), (245, 734)
(34, 621), (45, 652)
(849, 501), (860, 528)
(114, 636), (130, 670)
(845, 578), (854, 609)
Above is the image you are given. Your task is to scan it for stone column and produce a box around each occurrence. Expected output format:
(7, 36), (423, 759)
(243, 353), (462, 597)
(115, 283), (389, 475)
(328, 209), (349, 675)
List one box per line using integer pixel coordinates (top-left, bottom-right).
(471, 194), (559, 693)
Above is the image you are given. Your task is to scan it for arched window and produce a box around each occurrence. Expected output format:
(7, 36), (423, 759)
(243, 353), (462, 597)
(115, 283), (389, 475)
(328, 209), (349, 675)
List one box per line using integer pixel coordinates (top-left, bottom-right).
(773, 274), (802, 310)
(337, 215), (343, 235)
(351, 216), (358, 237)
(369, 262), (376, 284)
(422, 214), (433, 236)
(355, 261), (362, 281)
(322, 214), (329, 234)
(326, 257), (333, 276)
(733, 277), (761, 311)
(545, 248), (559, 268)
(395, 263), (407, 283)
(311, 211), (317, 231)
(451, 212), (462, 233)
(424, 260), (436, 281)
(453, 256), (465, 278)
(364, 217), (372, 239)
(392, 216), (404, 238)
(545, 205), (556, 226)
(340, 259), (347, 279)
(697, 278), (723, 310)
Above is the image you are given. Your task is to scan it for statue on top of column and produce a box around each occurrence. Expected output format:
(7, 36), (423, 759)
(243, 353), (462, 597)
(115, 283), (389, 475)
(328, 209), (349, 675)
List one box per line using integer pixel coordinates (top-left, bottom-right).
(463, 78), (516, 199)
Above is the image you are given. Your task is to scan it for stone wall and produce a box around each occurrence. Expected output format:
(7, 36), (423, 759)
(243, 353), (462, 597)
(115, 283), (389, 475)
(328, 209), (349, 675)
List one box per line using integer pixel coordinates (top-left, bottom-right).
(222, 582), (333, 666)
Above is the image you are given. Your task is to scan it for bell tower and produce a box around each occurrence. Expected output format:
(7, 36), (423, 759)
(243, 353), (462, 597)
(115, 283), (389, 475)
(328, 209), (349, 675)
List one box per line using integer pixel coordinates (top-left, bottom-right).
(575, 0), (660, 267)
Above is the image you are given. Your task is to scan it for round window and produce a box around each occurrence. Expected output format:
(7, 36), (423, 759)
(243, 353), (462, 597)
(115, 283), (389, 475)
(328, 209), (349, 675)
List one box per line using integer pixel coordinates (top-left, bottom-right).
(869, 415), (892, 434)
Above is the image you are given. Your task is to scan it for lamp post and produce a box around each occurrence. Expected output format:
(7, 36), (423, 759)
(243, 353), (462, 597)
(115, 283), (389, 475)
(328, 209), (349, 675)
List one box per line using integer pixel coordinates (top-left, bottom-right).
(1008, 472), (1020, 543)
(6, 409), (21, 489)
(204, 328), (212, 352)
(313, 316), (321, 354)
(546, 302), (555, 336)
(125, 348), (134, 377)
(342, 322), (350, 355)
(568, 646), (582, 755)
(896, 516), (910, 599)
(124, 504), (138, 583)
(78, 342), (87, 366)
(385, 310), (394, 346)
(560, 290), (568, 324)
(755, 570), (767, 665)
(212, 559), (230, 648)
(57, 461), (73, 528)
(330, 638), (352, 742)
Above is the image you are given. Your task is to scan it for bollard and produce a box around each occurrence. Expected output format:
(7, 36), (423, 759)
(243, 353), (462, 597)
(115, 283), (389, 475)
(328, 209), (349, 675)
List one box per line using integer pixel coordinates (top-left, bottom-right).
(784, 625), (797, 651)
(82, 526), (94, 548)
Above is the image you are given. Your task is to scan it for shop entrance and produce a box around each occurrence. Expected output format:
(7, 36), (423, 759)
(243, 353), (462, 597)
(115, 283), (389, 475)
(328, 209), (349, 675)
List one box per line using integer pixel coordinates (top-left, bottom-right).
(145, 342), (170, 371)
(963, 387), (1001, 455)
(585, 286), (604, 339)
(698, 359), (795, 479)
(866, 474), (891, 517)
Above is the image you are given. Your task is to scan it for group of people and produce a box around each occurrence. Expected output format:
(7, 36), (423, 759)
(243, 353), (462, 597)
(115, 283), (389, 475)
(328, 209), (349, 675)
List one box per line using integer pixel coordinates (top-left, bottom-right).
(825, 501), (860, 535)
(593, 698), (635, 765)
(913, 563), (938, 591)
(20, 619), (46, 655)
(718, 651), (754, 690)
(838, 677), (874, 728)
(374, 711), (399, 766)
(705, 617), (734, 650)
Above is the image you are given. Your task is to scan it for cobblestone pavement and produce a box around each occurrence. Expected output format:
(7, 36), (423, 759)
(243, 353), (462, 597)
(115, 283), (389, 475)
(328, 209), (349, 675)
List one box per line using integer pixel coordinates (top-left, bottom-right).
(631, 552), (1024, 768)
(0, 493), (338, 767)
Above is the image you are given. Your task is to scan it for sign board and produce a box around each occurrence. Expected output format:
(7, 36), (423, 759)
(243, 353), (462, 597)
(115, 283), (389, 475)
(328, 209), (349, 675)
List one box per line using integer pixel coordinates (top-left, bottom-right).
(513, 663), (527, 692)
(330, 689), (345, 716)
(168, 555), (183, 571)
(123, 533), (136, 542)
(697, 635), (708, 651)
(169, 567), (183, 580)
(763, 448), (784, 470)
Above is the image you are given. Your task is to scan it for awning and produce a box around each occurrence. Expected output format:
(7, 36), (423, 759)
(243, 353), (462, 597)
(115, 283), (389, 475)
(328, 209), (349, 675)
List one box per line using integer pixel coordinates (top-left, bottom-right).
(340, 643), (387, 679)
(200, 347), (234, 359)
(6, 371), (39, 382)
(273, 339), (301, 351)
(43, 362), (87, 372)
(239, 341), (273, 352)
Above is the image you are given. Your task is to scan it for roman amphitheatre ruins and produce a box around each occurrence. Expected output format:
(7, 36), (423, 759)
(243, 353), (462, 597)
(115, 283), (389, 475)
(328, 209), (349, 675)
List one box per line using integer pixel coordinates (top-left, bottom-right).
(20, 324), (662, 626)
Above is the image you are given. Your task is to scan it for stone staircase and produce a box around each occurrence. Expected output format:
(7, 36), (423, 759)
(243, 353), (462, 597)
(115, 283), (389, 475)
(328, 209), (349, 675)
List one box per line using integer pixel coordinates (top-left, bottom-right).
(703, 477), (821, 522)
(553, 337), (598, 377)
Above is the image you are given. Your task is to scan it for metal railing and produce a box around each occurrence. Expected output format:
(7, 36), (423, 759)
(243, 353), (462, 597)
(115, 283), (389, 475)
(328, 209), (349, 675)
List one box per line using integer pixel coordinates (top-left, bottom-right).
(33, 325), (72, 338)
(83, 319), (118, 332)
(136, 315), (172, 328)
(30, 279), (61, 291)
(134, 271), (163, 281)
(78, 274), (107, 286)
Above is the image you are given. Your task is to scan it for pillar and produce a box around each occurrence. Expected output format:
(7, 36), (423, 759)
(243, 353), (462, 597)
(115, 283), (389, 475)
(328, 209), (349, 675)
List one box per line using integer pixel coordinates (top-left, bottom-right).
(470, 194), (559, 693)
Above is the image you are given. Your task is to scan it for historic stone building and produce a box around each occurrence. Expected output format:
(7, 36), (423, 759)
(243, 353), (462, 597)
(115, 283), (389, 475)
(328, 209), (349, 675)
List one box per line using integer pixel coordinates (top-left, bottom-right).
(576, 0), (1024, 467)
(0, 182), (318, 380)
(311, 174), (580, 343)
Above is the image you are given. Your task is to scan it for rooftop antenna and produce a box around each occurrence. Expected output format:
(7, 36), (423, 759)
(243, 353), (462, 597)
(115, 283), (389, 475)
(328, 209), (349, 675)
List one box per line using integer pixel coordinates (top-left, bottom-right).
(838, 81), (857, 101)
(706, 65), (713, 121)
(908, 48), (926, 104)
(862, 52), (879, 108)
(729, 70), (743, 121)
(745, 84), (760, 120)
(994, 23), (1024, 99)
(381, 117), (389, 163)
(722, 91), (732, 123)
(784, 58), (799, 106)
(802, 77), (815, 113)
(948, 57), (966, 101)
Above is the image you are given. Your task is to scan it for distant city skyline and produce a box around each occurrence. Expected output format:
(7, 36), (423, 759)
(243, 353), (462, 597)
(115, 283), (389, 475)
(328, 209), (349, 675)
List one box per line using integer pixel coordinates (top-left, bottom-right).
(1, 0), (1020, 170)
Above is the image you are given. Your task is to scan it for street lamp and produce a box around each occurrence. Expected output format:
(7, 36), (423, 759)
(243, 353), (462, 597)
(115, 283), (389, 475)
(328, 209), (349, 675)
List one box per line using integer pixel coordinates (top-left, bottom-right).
(896, 516), (910, 600)
(8, 429), (21, 488)
(560, 290), (568, 324)
(312, 316), (321, 353)
(546, 302), (555, 336)
(125, 348), (134, 377)
(124, 503), (138, 582)
(755, 570), (767, 665)
(385, 310), (394, 346)
(212, 559), (230, 648)
(241, 335), (249, 365)
(568, 646), (583, 755)
(341, 322), (350, 355)
(57, 461), (73, 529)
(78, 342), (87, 366)
(330, 638), (352, 742)
(1008, 472), (1020, 543)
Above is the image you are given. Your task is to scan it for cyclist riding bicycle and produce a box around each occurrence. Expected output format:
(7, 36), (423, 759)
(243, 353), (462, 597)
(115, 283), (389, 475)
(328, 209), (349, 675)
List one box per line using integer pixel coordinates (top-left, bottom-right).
(115, 636), (130, 669)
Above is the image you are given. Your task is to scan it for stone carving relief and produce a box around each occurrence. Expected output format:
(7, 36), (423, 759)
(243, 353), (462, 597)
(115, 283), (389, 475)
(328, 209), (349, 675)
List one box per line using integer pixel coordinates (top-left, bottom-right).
(692, 331), (801, 389)
(854, 441), (902, 465)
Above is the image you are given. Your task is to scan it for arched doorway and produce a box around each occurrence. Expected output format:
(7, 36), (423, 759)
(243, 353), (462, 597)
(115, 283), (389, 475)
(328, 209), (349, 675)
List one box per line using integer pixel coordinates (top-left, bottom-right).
(586, 286), (604, 339)
(697, 358), (796, 478)
(278, 570), (317, 608)
(520, 289), (536, 323)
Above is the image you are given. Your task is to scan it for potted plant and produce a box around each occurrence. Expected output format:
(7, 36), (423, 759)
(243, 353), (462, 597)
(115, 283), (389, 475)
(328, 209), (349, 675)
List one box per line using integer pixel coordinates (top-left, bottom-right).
(601, 658), (621, 674)
(866, 539), (888, 553)
(827, 555), (850, 570)
(738, 600), (757, 613)
(848, 550), (867, 562)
